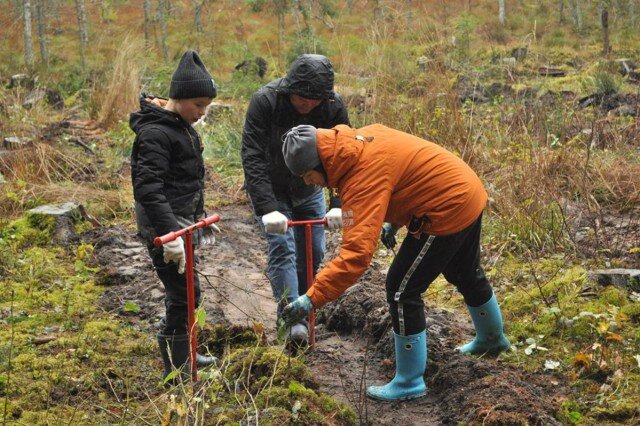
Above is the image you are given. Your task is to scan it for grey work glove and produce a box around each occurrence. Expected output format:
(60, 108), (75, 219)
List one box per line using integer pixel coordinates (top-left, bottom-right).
(380, 223), (398, 250)
(163, 236), (186, 274)
(262, 210), (288, 234)
(199, 223), (221, 247)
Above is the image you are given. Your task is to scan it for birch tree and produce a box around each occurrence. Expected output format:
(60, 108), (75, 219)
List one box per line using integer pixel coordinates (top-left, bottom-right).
(75, 0), (89, 70)
(158, 0), (168, 62)
(35, 0), (48, 63)
(48, 0), (60, 27)
(249, 0), (291, 69)
(499, 0), (506, 24)
(601, 4), (611, 56)
(193, 0), (206, 32)
(570, 0), (584, 32)
(559, 0), (565, 23)
(23, 0), (34, 67)
(373, 0), (384, 19)
(143, 0), (151, 47)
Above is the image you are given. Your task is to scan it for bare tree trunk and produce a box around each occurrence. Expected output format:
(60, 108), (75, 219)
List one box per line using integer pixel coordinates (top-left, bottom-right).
(100, 0), (107, 21)
(559, 0), (565, 23)
(35, 0), (48, 63)
(373, 0), (384, 19)
(570, 0), (584, 32)
(346, 0), (354, 12)
(601, 7), (611, 56)
(48, 0), (60, 27)
(75, 0), (89, 70)
(276, 7), (285, 69)
(631, 0), (637, 27)
(158, 0), (168, 62)
(499, 0), (506, 24)
(143, 0), (151, 47)
(193, 0), (204, 33)
(406, 0), (412, 27)
(296, 0), (315, 51)
(23, 0), (34, 67)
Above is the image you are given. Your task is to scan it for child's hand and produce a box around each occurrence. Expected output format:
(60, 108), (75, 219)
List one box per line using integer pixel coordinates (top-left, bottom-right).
(147, 97), (167, 107)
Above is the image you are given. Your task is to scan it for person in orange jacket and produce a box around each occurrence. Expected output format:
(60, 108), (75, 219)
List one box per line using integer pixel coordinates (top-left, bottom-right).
(279, 124), (510, 401)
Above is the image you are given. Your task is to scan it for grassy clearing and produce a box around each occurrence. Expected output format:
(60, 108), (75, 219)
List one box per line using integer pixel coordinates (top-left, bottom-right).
(0, 214), (355, 424)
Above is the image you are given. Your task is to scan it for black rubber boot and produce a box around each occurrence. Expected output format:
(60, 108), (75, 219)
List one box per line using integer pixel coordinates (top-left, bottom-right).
(196, 352), (218, 368)
(157, 333), (191, 385)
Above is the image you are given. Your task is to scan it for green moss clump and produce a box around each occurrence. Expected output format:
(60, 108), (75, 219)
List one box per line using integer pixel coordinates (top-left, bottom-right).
(1, 215), (56, 249)
(203, 324), (265, 358)
(223, 346), (312, 394)
(620, 302), (640, 323)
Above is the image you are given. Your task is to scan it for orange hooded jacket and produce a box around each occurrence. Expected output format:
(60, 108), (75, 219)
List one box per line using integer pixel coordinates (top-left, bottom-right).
(306, 124), (488, 308)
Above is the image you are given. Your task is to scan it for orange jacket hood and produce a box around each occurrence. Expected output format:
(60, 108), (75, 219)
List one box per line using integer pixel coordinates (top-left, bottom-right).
(308, 124), (487, 308)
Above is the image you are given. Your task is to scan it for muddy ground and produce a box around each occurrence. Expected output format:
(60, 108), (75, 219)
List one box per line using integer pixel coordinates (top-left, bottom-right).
(87, 201), (570, 425)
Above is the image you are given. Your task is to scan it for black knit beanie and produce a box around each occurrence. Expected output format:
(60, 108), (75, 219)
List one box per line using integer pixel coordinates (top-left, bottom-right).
(169, 50), (217, 99)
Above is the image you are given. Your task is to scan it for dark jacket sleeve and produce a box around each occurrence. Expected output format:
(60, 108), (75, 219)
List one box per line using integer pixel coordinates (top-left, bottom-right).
(241, 92), (280, 216)
(327, 94), (350, 209)
(132, 129), (180, 235)
(331, 94), (351, 127)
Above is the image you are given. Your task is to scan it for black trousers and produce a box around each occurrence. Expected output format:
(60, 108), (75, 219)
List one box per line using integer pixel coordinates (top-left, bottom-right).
(148, 245), (201, 335)
(386, 214), (493, 336)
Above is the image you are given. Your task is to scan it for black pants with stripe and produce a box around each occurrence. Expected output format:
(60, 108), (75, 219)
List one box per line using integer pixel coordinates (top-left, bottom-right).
(386, 214), (493, 336)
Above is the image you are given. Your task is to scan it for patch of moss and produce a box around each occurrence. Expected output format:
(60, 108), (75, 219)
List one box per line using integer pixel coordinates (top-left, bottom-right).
(223, 346), (313, 394)
(0, 215), (56, 249)
(620, 302), (640, 323)
(591, 401), (640, 422)
(203, 323), (265, 358)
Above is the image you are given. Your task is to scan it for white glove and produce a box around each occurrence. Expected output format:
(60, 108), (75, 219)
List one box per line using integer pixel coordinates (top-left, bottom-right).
(199, 223), (220, 246)
(163, 237), (186, 274)
(262, 210), (288, 234)
(325, 208), (343, 230)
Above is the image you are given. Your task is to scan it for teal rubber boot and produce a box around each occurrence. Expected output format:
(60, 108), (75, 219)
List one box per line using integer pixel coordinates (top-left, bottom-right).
(366, 330), (427, 401)
(457, 293), (510, 355)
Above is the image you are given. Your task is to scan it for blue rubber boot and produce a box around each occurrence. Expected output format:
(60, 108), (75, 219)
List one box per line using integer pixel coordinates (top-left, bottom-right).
(366, 330), (427, 401)
(457, 293), (510, 355)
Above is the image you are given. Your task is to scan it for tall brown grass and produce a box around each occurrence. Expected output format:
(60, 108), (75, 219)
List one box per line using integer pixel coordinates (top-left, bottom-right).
(94, 37), (145, 128)
(0, 143), (87, 184)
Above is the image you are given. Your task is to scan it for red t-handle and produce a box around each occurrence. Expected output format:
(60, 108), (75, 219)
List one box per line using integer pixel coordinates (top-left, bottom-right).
(287, 217), (327, 350)
(153, 212), (221, 382)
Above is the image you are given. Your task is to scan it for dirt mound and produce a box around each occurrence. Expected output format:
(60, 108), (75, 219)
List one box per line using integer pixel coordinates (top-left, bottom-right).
(313, 262), (568, 425)
(431, 356), (565, 425)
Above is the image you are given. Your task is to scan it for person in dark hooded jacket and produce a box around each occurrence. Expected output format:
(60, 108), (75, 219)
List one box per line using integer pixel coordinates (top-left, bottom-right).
(241, 54), (350, 344)
(130, 50), (219, 383)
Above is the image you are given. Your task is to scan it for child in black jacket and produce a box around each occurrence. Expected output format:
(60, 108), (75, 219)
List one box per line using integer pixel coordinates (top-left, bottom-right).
(130, 50), (218, 383)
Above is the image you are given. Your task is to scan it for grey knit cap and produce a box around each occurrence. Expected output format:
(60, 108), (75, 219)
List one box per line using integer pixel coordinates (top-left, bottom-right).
(282, 125), (319, 176)
(169, 50), (217, 99)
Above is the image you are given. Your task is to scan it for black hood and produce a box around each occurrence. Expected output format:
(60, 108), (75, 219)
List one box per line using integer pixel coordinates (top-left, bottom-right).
(281, 54), (335, 100)
(129, 94), (186, 134)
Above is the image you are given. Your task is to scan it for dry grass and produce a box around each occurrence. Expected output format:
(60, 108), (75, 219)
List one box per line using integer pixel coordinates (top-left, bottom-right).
(0, 143), (88, 184)
(94, 37), (145, 128)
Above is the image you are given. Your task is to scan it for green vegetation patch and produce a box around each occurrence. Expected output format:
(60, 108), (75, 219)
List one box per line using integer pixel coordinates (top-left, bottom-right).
(0, 213), (155, 422)
(212, 345), (356, 425)
(492, 257), (640, 423)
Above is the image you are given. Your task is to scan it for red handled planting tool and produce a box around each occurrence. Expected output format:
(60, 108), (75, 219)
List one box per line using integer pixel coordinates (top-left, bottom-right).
(287, 218), (327, 350)
(154, 213), (221, 382)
